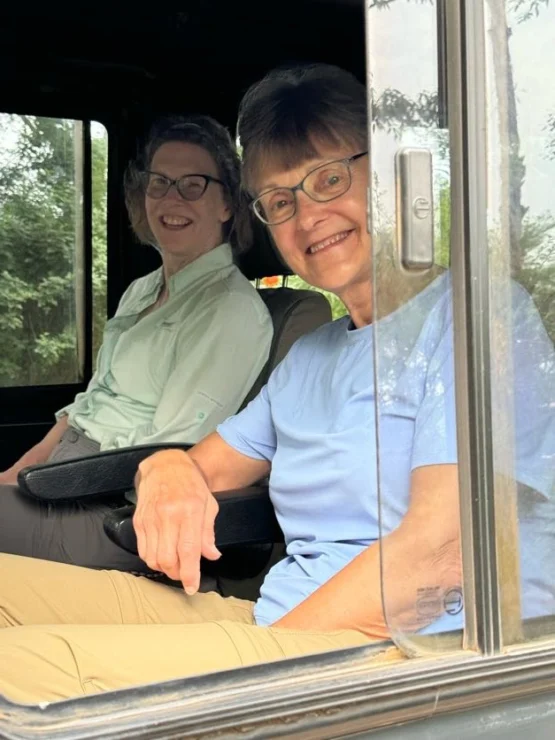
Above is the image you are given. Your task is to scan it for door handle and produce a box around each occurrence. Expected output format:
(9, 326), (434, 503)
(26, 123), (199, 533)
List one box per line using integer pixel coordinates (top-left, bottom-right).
(395, 147), (434, 270)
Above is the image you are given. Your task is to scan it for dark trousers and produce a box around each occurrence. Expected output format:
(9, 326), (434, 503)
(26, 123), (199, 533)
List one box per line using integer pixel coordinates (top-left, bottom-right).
(0, 428), (276, 598)
(0, 428), (150, 573)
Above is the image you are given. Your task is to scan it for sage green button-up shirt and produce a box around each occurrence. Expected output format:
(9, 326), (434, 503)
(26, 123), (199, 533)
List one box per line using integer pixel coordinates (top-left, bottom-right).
(58, 244), (272, 449)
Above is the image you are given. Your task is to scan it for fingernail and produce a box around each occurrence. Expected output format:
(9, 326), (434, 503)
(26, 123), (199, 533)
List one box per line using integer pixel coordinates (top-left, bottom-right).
(184, 586), (197, 596)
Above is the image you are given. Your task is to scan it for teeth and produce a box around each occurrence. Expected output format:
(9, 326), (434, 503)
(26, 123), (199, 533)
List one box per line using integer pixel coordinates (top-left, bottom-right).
(162, 215), (191, 226)
(308, 231), (350, 254)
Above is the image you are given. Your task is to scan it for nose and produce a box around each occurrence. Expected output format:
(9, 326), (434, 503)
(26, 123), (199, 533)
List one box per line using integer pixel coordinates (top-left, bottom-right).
(162, 182), (185, 203)
(294, 191), (327, 232)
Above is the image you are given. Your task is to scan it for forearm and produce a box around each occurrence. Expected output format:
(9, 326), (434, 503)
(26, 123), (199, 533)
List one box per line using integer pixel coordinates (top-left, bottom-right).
(0, 416), (69, 484)
(137, 432), (270, 494)
(12, 416), (69, 471)
(189, 432), (270, 491)
(274, 520), (461, 639)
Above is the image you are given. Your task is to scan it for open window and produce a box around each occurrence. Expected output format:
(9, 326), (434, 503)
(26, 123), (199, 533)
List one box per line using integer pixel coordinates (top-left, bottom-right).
(0, 113), (107, 468)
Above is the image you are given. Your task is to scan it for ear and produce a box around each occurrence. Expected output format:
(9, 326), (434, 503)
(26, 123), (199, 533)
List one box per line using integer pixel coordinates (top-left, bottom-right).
(219, 201), (233, 224)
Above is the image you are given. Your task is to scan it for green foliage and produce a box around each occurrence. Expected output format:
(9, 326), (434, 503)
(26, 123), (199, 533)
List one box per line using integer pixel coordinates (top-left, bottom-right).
(435, 179), (451, 269)
(0, 115), (107, 386)
(285, 274), (348, 320)
(91, 132), (108, 359)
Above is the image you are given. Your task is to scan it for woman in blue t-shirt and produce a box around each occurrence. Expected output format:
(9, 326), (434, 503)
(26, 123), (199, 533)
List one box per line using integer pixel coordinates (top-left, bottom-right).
(0, 64), (553, 704)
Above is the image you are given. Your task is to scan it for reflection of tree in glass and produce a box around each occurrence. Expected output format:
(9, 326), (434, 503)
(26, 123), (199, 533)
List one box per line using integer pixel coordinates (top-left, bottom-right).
(370, 0), (554, 340)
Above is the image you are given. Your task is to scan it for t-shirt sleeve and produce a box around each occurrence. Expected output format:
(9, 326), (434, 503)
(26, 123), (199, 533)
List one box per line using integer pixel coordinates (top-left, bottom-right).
(217, 383), (277, 462)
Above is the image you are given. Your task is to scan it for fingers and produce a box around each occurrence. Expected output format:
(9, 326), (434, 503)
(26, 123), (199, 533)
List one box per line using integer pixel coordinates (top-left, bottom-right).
(155, 504), (184, 581)
(201, 495), (221, 562)
(177, 493), (216, 594)
(133, 450), (218, 588)
(134, 509), (147, 561)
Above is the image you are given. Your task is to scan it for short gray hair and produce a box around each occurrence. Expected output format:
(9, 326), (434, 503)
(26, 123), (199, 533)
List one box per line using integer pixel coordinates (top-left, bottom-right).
(237, 64), (368, 195)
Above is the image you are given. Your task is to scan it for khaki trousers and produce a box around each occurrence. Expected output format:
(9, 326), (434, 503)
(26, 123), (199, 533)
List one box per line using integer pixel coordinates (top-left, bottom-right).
(0, 554), (369, 705)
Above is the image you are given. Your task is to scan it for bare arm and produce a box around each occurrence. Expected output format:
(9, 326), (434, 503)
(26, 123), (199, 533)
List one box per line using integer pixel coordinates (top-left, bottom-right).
(133, 431), (270, 591)
(274, 465), (462, 639)
(0, 415), (69, 485)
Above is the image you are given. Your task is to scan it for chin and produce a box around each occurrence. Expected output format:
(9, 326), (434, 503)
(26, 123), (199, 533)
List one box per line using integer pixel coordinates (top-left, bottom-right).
(308, 270), (353, 297)
(159, 241), (193, 256)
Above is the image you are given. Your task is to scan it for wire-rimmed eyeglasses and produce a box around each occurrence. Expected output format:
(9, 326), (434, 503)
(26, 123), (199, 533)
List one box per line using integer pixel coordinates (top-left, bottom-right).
(251, 151), (368, 226)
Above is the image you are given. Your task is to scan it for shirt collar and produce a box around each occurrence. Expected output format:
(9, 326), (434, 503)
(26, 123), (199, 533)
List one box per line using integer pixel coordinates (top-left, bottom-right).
(124, 243), (234, 315)
(164, 242), (234, 296)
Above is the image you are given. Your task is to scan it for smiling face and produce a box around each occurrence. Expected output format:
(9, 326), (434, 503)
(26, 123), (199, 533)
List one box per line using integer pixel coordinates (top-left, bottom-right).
(144, 141), (231, 266)
(256, 143), (371, 310)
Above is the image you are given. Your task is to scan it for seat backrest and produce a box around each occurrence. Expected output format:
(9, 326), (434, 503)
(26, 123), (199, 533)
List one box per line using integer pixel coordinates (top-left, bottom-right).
(239, 287), (332, 409)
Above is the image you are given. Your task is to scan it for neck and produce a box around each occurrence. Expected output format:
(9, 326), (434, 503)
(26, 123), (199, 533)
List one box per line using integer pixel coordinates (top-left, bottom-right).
(159, 238), (225, 285)
(161, 253), (195, 284)
(340, 281), (373, 328)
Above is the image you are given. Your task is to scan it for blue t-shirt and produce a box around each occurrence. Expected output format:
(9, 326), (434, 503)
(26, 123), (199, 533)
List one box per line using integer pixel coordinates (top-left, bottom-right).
(217, 273), (555, 631)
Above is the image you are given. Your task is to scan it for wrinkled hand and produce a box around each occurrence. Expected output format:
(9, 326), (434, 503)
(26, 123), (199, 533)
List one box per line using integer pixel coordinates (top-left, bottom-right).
(133, 449), (221, 594)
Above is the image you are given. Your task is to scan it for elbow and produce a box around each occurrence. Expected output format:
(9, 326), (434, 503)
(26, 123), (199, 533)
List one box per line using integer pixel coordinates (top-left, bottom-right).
(429, 534), (463, 592)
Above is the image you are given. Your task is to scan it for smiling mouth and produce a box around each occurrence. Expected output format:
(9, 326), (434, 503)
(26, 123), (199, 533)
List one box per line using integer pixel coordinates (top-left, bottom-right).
(160, 215), (193, 230)
(306, 230), (353, 254)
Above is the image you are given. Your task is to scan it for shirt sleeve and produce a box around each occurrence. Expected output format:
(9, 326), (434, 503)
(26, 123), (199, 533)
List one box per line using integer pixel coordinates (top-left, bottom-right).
(54, 280), (138, 423)
(116, 289), (273, 447)
(217, 383), (277, 461)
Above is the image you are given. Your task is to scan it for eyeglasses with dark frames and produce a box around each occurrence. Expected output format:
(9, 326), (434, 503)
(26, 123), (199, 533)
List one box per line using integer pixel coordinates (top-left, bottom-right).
(142, 170), (225, 202)
(251, 151), (368, 226)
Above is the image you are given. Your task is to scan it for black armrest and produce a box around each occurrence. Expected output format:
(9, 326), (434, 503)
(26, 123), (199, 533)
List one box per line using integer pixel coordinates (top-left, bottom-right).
(103, 484), (283, 555)
(17, 444), (193, 502)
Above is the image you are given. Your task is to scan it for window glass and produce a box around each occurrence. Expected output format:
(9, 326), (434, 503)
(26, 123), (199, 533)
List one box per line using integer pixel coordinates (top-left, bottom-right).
(368, 0), (463, 651)
(370, 0), (555, 653)
(0, 114), (99, 387)
(482, 0), (555, 644)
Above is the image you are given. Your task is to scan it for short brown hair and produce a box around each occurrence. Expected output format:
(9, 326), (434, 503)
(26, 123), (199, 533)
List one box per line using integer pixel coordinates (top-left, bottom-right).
(237, 64), (368, 195)
(124, 114), (243, 254)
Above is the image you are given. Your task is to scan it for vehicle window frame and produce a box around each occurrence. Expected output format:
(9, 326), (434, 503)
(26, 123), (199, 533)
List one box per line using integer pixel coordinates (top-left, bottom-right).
(2, 1), (555, 736)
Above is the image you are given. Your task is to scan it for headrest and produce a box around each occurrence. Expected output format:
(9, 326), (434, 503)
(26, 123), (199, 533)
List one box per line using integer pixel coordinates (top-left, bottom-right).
(237, 218), (292, 280)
